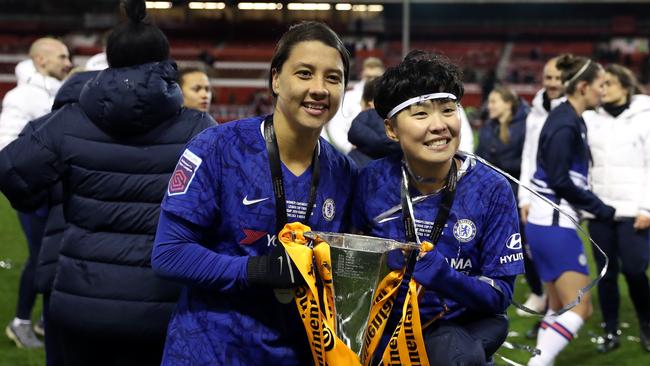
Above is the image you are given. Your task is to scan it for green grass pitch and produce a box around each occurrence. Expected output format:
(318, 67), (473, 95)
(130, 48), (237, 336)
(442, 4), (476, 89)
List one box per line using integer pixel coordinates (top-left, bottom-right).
(0, 193), (648, 365)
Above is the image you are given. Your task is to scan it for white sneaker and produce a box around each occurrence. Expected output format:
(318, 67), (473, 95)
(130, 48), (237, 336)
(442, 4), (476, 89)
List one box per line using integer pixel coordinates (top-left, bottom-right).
(528, 355), (554, 366)
(517, 293), (547, 316)
(5, 323), (43, 349)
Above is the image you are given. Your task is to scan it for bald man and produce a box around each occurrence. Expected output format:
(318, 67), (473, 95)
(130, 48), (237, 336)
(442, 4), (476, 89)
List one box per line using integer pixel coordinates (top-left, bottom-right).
(516, 57), (566, 322)
(519, 58), (564, 224)
(0, 37), (72, 150)
(1, 37), (71, 350)
(30, 38), (72, 81)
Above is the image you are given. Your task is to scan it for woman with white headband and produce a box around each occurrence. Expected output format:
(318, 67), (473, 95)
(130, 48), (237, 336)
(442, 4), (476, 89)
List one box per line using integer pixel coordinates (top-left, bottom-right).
(526, 54), (615, 366)
(351, 50), (524, 365)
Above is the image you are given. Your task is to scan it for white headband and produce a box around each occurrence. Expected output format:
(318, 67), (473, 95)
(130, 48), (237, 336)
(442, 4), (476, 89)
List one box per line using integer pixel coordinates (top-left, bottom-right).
(563, 59), (592, 88)
(386, 92), (457, 119)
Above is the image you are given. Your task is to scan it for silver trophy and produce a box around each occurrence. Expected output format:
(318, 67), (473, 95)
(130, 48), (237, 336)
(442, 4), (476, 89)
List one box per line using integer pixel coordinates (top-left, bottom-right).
(305, 231), (418, 356)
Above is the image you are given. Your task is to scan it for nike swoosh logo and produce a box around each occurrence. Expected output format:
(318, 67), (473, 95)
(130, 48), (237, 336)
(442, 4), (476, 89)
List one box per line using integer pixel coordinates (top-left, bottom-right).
(377, 216), (400, 224)
(243, 196), (270, 206)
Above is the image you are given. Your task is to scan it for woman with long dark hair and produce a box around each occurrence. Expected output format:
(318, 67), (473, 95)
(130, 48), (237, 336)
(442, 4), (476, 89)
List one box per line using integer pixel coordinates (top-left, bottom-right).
(584, 63), (650, 353)
(477, 86), (547, 319)
(152, 21), (356, 365)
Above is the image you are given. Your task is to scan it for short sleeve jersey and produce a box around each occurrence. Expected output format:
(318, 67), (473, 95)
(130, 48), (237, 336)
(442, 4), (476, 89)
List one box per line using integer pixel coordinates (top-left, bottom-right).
(160, 116), (356, 365)
(352, 154), (523, 321)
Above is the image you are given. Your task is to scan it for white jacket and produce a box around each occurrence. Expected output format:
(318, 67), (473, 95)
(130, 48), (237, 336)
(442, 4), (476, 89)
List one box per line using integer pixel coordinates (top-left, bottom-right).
(583, 94), (650, 219)
(15, 59), (36, 85)
(518, 89), (564, 206)
(0, 72), (61, 150)
(322, 80), (364, 154)
(458, 107), (474, 154)
(85, 52), (108, 71)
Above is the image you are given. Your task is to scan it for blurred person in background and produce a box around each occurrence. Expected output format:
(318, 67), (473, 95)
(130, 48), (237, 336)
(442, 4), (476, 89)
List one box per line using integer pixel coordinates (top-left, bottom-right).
(85, 52), (108, 71)
(477, 84), (533, 317)
(14, 59), (37, 85)
(477, 85), (540, 324)
(0, 0), (214, 364)
(458, 106), (475, 154)
(323, 56), (384, 153)
(518, 57), (565, 334)
(476, 85), (529, 195)
(1, 36), (72, 350)
(0, 37), (71, 150)
(526, 54), (615, 366)
(177, 67), (212, 113)
(85, 32), (110, 71)
(583, 63), (650, 353)
(347, 77), (400, 167)
(151, 21), (356, 365)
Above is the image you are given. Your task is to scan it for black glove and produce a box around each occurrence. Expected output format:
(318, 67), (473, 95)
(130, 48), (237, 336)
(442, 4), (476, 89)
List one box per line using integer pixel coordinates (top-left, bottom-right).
(247, 244), (306, 289)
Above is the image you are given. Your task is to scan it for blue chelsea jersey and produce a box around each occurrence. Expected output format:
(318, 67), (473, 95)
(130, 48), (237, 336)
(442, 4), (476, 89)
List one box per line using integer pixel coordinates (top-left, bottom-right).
(352, 154), (523, 321)
(160, 116), (357, 365)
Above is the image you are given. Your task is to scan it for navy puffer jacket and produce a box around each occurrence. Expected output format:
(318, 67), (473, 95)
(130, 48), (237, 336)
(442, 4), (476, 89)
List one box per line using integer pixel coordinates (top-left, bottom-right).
(17, 70), (100, 293)
(0, 61), (215, 339)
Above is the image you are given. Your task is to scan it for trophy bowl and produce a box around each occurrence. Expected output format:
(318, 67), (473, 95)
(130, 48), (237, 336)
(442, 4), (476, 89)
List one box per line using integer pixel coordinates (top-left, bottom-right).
(304, 232), (418, 356)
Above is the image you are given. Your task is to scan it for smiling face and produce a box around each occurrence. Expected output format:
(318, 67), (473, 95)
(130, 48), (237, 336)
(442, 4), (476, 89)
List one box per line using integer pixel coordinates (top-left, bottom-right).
(180, 71), (212, 112)
(385, 99), (461, 175)
(32, 39), (72, 81)
(543, 58), (563, 100)
(271, 40), (345, 132)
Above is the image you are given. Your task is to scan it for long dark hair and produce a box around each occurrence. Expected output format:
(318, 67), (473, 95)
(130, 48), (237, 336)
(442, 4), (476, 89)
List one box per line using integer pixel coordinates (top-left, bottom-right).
(268, 21), (350, 99)
(605, 63), (645, 101)
(106, 0), (170, 68)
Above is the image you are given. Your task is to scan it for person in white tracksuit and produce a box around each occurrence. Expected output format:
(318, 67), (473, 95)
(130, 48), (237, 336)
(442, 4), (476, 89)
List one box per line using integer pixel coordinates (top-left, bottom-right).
(583, 63), (650, 353)
(517, 57), (565, 321)
(1, 37), (72, 350)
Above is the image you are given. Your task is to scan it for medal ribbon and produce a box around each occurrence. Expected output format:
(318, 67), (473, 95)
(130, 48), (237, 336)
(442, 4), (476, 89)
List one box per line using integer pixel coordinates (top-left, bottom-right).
(360, 242), (434, 366)
(278, 223), (360, 366)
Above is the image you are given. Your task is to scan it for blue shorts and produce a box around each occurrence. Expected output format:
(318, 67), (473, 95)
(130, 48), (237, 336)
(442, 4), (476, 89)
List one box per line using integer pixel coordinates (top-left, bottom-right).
(526, 223), (589, 282)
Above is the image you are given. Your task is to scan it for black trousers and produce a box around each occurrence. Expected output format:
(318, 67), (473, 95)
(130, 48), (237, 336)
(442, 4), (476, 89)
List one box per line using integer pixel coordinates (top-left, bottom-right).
(589, 219), (650, 333)
(424, 313), (508, 366)
(60, 329), (165, 366)
(15, 210), (46, 320)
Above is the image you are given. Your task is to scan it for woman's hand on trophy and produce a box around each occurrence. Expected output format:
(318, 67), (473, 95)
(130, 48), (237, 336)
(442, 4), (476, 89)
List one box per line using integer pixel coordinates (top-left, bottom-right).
(386, 249), (407, 270)
(634, 214), (650, 230)
(246, 244), (306, 289)
(412, 249), (448, 289)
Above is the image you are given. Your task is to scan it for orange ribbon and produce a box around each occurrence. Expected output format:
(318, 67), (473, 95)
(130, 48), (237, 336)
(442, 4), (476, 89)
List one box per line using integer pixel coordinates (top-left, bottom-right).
(278, 223), (360, 366)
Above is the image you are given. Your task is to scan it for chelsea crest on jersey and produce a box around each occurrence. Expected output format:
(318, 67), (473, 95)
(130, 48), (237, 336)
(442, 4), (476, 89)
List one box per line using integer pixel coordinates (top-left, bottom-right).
(351, 154), (524, 320)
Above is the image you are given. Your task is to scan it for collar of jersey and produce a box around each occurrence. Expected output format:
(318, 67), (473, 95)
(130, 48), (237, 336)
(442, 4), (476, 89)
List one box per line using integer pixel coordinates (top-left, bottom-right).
(260, 117), (321, 156)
